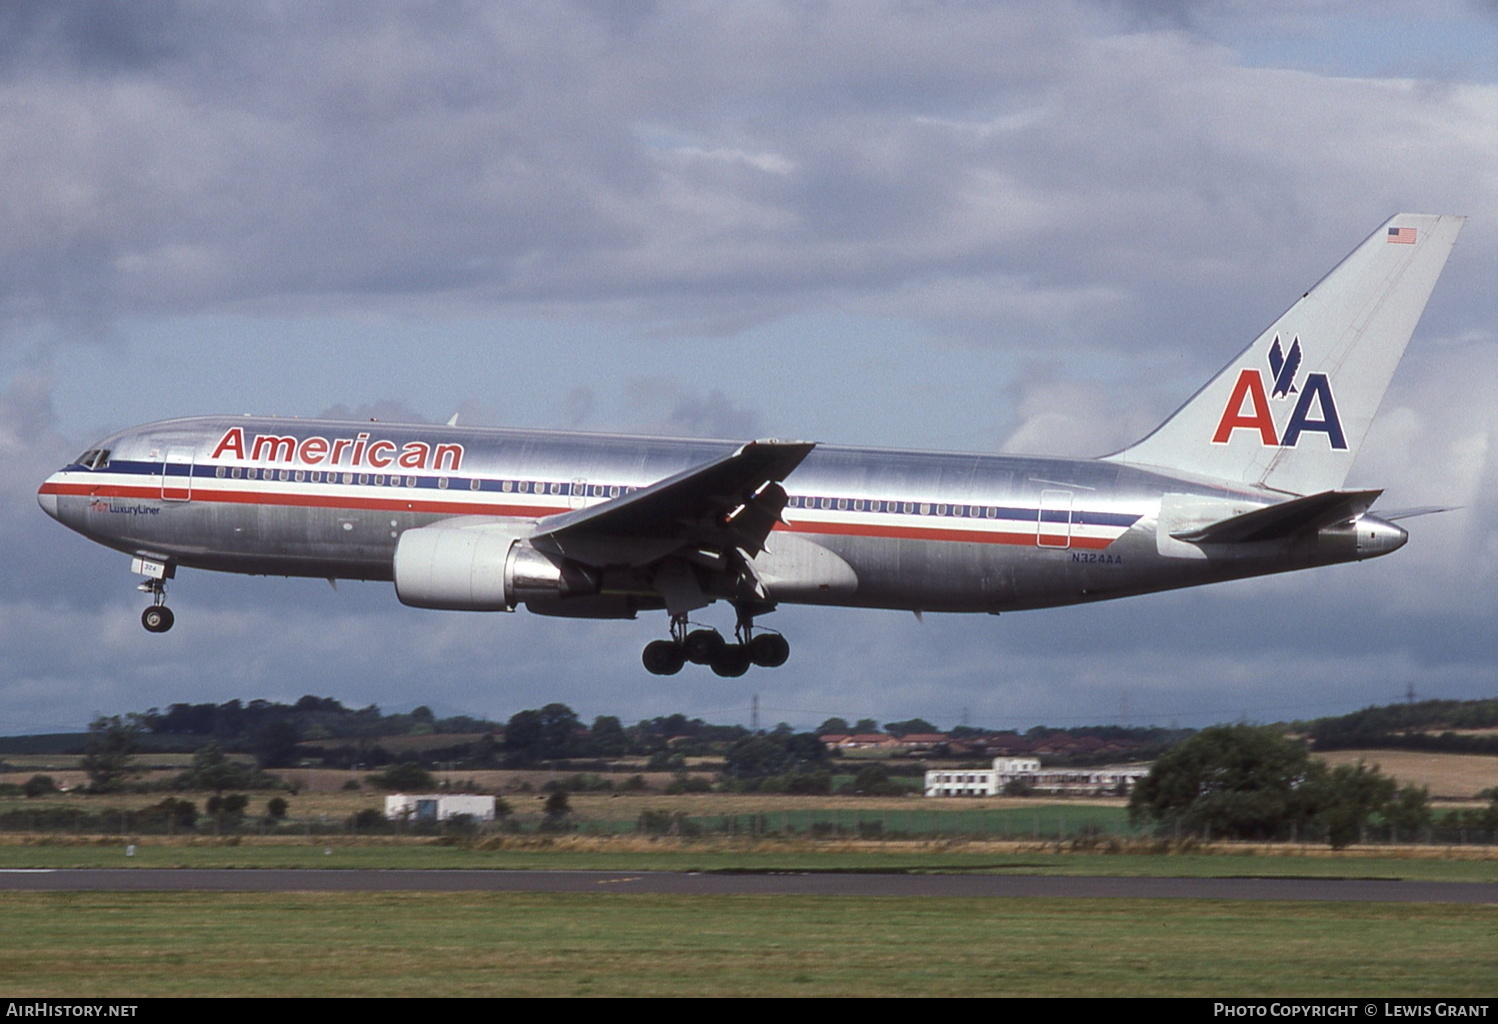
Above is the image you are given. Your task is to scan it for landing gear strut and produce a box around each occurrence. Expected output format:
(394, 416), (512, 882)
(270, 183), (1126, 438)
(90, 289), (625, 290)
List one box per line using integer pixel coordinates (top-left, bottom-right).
(138, 578), (175, 633)
(639, 606), (790, 675)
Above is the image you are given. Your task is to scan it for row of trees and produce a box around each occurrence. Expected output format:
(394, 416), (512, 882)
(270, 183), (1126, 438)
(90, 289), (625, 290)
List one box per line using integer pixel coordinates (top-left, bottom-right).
(1128, 725), (1435, 848)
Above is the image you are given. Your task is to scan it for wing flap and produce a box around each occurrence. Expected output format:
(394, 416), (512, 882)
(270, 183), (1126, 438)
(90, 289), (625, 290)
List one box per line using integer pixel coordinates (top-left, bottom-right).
(533, 440), (814, 567)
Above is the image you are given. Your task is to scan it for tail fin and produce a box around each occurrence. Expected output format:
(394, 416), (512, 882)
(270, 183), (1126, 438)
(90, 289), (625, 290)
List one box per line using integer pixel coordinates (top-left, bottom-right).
(1107, 214), (1464, 494)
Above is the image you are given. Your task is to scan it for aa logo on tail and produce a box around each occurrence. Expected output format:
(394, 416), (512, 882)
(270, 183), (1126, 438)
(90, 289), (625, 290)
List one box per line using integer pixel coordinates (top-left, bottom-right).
(1211, 335), (1347, 449)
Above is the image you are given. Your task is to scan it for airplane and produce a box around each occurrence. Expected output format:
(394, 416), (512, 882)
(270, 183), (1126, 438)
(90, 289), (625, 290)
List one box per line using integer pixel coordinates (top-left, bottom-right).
(38, 213), (1464, 677)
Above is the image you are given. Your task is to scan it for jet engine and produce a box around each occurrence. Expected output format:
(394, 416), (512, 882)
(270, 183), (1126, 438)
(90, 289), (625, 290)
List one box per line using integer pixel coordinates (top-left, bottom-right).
(393, 519), (597, 611)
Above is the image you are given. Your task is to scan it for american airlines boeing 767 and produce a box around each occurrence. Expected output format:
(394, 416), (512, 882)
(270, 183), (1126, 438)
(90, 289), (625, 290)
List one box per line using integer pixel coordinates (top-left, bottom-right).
(38, 214), (1464, 677)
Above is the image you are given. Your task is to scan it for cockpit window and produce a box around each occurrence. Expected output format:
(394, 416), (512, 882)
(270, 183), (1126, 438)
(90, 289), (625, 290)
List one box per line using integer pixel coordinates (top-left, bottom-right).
(74, 449), (111, 470)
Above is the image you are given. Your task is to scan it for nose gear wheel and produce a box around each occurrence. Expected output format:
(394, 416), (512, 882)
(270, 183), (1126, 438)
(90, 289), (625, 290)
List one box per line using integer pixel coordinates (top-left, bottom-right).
(137, 578), (174, 633)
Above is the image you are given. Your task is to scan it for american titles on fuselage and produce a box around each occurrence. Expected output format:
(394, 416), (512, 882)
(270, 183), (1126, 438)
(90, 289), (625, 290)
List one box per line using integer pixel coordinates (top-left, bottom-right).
(208, 426), (465, 472)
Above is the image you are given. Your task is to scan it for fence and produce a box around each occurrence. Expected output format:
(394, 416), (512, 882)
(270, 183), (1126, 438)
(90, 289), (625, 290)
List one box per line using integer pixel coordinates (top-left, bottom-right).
(3, 803), (1494, 845)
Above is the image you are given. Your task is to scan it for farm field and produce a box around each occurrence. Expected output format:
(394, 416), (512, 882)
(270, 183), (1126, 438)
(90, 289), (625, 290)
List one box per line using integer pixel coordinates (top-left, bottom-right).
(1315, 750), (1498, 799)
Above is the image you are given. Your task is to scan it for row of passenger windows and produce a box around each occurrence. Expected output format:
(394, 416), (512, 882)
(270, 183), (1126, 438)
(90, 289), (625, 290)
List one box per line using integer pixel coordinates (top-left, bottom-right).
(209, 465), (1019, 520)
(787, 494), (1006, 519)
(212, 465), (636, 497)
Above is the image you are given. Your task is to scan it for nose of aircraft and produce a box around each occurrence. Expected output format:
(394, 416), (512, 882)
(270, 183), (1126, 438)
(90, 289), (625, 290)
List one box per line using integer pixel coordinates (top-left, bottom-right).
(37, 473), (61, 520)
(1356, 515), (1407, 557)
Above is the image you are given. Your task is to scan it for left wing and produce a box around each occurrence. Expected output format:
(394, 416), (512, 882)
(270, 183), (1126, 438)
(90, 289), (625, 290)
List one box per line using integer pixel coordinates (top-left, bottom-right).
(530, 439), (815, 569)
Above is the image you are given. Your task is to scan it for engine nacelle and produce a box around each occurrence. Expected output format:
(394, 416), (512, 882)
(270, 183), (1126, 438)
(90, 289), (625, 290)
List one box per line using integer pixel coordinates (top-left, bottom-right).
(393, 520), (597, 611)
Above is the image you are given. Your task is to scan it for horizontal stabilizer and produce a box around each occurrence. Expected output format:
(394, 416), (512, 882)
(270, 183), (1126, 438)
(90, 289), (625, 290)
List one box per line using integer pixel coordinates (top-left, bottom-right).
(1172, 489), (1382, 544)
(1376, 505), (1458, 522)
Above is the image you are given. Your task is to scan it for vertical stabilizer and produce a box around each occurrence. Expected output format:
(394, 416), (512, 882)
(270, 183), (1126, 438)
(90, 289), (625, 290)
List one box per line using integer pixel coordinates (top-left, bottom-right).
(1107, 214), (1463, 494)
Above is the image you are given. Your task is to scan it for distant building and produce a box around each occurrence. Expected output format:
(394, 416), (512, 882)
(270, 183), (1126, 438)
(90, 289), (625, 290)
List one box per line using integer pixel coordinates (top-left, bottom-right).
(895, 733), (949, 752)
(924, 758), (1149, 797)
(384, 793), (497, 822)
(836, 733), (903, 750)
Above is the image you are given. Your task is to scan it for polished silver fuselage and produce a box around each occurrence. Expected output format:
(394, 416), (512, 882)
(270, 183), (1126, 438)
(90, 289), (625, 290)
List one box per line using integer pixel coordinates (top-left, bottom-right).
(37, 415), (1401, 618)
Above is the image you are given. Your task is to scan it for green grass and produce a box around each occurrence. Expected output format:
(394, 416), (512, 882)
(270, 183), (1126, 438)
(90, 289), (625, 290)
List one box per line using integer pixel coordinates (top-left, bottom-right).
(0, 892), (1492, 997)
(1, 840), (1496, 881)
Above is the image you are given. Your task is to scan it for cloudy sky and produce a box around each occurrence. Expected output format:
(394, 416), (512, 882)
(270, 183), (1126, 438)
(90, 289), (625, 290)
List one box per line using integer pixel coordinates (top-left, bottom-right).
(2, 1), (1495, 735)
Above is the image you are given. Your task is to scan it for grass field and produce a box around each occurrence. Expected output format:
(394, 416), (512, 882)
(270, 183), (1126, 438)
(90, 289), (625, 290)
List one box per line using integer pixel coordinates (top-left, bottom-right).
(1, 891), (1492, 997)
(2, 837), (1497, 881)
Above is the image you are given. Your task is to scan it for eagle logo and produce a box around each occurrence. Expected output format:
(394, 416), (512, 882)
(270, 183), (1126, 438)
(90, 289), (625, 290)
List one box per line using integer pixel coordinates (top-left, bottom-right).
(1267, 334), (1301, 398)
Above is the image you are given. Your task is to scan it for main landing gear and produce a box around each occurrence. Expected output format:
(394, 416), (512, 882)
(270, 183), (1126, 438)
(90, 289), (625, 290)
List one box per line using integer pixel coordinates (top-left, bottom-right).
(137, 578), (175, 633)
(642, 606), (790, 677)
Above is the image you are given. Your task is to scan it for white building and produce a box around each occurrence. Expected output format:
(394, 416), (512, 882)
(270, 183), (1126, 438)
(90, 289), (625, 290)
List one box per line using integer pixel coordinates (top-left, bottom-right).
(925, 758), (1149, 797)
(384, 793), (497, 822)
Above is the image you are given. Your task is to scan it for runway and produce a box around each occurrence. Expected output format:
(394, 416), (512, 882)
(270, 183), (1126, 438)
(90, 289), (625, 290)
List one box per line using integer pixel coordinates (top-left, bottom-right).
(1, 869), (1494, 903)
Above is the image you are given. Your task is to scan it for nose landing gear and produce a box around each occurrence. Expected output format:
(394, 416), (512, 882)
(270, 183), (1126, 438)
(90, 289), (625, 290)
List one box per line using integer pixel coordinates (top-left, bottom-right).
(138, 578), (175, 633)
(640, 606), (790, 676)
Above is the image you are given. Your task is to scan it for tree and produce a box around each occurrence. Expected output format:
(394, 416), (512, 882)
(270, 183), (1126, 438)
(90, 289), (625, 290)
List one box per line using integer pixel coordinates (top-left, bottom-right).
(1313, 761), (1397, 850)
(884, 718), (938, 737)
(82, 715), (140, 793)
(503, 703), (582, 765)
(845, 763), (906, 796)
(852, 719), (879, 734)
(816, 718), (851, 735)
(1128, 725), (1323, 840)
(206, 793), (249, 816)
(589, 715), (629, 757)
(723, 737), (789, 779)
(177, 742), (278, 791)
(1382, 784), (1433, 841)
(723, 732), (828, 782)
(540, 789), (573, 832)
(22, 775), (57, 798)
(251, 719), (301, 768)
(369, 761), (435, 791)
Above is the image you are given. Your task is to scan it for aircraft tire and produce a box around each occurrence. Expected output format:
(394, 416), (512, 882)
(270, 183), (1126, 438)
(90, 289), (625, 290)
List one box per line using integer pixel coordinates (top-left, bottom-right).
(642, 639), (685, 675)
(747, 632), (790, 668)
(141, 606), (175, 633)
(682, 629), (726, 665)
(709, 644), (753, 678)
